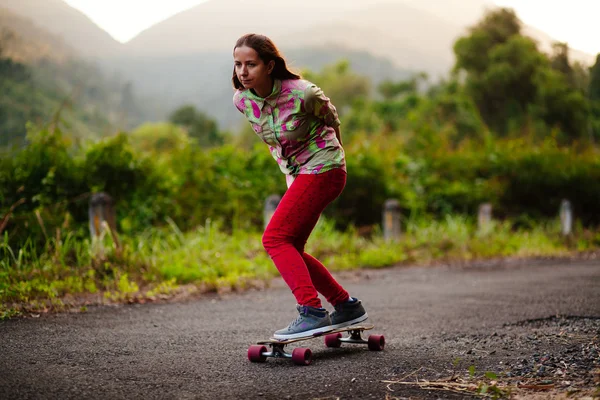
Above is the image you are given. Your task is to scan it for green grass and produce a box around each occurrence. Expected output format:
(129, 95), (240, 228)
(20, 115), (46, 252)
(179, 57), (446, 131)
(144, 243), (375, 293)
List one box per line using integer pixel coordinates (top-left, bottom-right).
(1, 216), (597, 319)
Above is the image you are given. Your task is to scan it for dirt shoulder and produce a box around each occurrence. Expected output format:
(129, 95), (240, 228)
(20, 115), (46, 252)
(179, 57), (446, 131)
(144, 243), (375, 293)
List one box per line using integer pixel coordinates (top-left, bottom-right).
(385, 316), (599, 399)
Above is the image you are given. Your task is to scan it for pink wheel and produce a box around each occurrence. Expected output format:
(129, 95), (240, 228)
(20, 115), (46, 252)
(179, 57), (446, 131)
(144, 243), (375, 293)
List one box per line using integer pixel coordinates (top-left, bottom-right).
(248, 345), (267, 362)
(291, 347), (312, 365)
(368, 334), (385, 351)
(324, 332), (343, 348)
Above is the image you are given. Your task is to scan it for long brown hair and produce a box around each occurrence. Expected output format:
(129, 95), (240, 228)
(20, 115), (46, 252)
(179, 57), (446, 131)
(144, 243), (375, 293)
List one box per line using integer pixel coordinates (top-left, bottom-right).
(232, 33), (300, 89)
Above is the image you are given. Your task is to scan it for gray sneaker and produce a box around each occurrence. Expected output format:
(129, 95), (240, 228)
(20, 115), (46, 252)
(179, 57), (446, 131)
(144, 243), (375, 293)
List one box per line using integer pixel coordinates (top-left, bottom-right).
(273, 305), (334, 340)
(330, 298), (368, 329)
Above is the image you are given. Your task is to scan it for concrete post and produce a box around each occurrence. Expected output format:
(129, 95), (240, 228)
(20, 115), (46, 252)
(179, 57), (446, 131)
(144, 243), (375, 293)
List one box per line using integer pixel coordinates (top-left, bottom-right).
(383, 199), (401, 242)
(89, 192), (120, 256)
(263, 194), (281, 230)
(560, 199), (572, 236)
(478, 203), (493, 233)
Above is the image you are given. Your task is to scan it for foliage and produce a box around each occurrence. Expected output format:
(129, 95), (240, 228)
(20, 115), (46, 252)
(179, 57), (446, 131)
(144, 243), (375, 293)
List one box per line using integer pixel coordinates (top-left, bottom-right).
(589, 55), (600, 141)
(3, 215), (594, 317)
(3, 113), (600, 252)
(328, 141), (391, 228)
(0, 29), (146, 147)
(301, 60), (371, 115)
(406, 80), (488, 149)
(1, 127), (85, 247)
(589, 54), (600, 102)
(82, 132), (177, 233)
(453, 8), (590, 141)
(169, 105), (223, 147)
(377, 73), (427, 100)
(129, 122), (190, 157)
(0, 55), (50, 146)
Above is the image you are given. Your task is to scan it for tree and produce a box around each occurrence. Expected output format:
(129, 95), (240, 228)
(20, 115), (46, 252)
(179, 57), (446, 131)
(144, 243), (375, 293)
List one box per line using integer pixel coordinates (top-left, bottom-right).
(453, 8), (589, 141)
(0, 45), (40, 146)
(129, 123), (190, 155)
(456, 32), (544, 135)
(371, 74), (427, 132)
(169, 105), (223, 147)
(550, 43), (574, 85)
(549, 42), (590, 93)
(406, 79), (487, 150)
(589, 54), (600, 140)
(378, 80), (416, 100)
(377, 72), (427, 100)
(571, 62), (591, 94)
(119, 82), (140, 127)
(589, 54), (600, 102)
(454, 8), (521, 76)
(534, 67), (589, 141)
(301, 60), (370, 115)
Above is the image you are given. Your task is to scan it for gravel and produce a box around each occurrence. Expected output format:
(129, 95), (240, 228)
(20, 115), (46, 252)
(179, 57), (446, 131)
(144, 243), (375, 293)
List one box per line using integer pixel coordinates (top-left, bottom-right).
(388, 315), (600, 398)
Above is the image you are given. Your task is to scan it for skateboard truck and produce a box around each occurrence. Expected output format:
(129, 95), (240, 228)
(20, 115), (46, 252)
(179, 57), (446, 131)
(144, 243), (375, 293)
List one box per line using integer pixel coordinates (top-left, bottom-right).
(252, 343), (313, 366)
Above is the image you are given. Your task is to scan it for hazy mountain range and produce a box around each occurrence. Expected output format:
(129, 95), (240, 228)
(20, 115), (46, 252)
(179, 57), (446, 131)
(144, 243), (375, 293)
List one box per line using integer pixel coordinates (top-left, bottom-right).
(1, 0), (596, 131)
(0, 0), (122, 57)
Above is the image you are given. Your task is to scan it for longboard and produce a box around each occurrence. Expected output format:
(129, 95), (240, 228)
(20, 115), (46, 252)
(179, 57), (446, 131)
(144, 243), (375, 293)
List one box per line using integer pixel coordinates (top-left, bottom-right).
(248, 324), (385, 365)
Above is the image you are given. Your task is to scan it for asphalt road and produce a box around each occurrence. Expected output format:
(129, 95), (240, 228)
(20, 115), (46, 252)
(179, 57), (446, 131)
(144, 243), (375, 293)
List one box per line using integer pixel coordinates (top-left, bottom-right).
(1, 259), (599, 399)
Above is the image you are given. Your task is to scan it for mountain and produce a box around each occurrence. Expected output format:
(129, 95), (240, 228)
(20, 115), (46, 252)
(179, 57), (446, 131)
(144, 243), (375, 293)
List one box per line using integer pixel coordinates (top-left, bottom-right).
(106, 47), (414, 131)
(0, 8), (145, 146)
(277, 2), (466, 77)
(125, 0), (594, 72)
(0, 7), (75, 64)
(0, 0), (123, 58)
(3, 0), (595, 133)
(111, 0), (480, 128)
(124, 0), (463, 76)
(124, 0), (370, 55)
(397, 0), (495, 27)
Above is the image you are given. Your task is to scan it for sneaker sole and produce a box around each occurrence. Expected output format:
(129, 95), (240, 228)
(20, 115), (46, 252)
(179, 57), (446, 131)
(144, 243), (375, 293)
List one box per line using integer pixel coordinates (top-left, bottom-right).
(329, 312), (369, 330)
(273, 325), (334, 340)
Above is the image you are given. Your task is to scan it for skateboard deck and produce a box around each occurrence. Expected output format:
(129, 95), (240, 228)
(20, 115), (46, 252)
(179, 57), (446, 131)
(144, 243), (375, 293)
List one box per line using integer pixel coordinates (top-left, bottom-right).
(248, 324), (385, 365)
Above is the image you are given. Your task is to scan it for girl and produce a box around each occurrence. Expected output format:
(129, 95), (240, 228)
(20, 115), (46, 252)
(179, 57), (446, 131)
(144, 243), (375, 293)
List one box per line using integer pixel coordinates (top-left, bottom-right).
(232, 33), (368, 339)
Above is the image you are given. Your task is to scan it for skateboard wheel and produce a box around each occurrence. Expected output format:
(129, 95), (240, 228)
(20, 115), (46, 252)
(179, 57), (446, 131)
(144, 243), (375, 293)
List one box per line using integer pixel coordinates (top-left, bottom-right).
(291, 347), (312, 365)
(368, 334), (385, 351)
(248, 345), (268, 362)
(324, 332), (342, 348)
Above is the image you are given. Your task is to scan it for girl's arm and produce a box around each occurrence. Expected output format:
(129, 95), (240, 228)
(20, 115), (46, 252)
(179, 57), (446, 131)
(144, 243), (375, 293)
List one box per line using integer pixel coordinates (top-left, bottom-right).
(305, 85), (341, 128)
(334, 125), (343, 146)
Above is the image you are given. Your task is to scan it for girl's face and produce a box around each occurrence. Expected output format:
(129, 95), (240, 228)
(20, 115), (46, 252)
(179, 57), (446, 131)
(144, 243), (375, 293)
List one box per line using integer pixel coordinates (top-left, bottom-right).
(234, 45), (274, 96)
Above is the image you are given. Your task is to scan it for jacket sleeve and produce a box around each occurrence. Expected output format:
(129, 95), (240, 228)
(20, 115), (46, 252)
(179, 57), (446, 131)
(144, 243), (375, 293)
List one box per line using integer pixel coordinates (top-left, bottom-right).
(233, 91), (245, 114)
(304, 84), (341, 128)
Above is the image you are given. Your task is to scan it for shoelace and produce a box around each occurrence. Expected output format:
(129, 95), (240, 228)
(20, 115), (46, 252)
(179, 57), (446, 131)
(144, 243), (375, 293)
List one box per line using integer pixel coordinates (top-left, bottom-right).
(288, 307), (324, 328)
(290, 315), (304, 328)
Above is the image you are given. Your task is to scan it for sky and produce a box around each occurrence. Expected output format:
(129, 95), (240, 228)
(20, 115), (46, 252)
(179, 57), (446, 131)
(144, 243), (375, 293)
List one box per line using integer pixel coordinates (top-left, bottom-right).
(63, 0), (209, 42)
(63, 0), (600, 54)
(493, 0), (598, 54)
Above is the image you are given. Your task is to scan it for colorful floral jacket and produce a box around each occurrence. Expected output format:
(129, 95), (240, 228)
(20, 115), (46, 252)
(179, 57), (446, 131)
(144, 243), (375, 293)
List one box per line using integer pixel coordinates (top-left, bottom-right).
(233, 78), (346, 186)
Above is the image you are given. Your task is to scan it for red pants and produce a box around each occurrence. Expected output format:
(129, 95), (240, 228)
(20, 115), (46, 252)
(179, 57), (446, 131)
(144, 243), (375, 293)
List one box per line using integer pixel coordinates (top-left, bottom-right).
(262, 168), (349, 308)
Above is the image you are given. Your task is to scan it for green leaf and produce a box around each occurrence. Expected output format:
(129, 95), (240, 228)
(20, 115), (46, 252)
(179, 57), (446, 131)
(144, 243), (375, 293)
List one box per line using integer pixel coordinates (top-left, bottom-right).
(485, 371), (498, 379)
(479, 383), (489, 394)
(469, 365), (476, 377)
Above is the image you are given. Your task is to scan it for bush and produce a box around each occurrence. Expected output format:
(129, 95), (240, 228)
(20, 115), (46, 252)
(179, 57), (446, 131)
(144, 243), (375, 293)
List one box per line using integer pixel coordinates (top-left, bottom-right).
(82, 132), (176, 233)
(328, 142), (391, 228)
(3, 126), (600, 253)
(499, 148), (600, 224)
(400, 140), (600, 225)
(2, 128), (85, 248)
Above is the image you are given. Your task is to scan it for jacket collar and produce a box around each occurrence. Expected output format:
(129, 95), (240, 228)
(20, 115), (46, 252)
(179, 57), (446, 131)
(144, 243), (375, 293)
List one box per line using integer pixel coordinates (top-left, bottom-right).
(245, 78), (282, 109)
